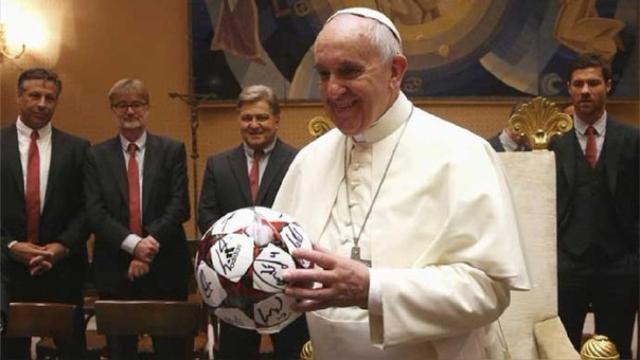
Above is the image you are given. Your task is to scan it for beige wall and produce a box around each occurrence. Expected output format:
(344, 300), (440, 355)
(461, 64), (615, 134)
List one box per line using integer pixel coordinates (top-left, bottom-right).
(2, 0), (638, 238)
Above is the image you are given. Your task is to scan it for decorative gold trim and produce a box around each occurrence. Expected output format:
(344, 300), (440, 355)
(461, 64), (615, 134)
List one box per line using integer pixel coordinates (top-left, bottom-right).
(300, 340), (314, 360)
(580, 334), (620, 360)
(308, 115), (334, 138)
(508, 97), (573, 150)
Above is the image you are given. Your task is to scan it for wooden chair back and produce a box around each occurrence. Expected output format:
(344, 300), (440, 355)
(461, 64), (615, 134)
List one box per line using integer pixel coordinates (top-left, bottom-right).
(94, 300), (202, 358)
(5, 302), (76, 341)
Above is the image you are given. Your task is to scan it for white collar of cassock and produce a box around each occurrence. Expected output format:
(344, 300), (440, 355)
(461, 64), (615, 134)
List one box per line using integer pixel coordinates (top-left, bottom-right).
(352, 92), (412, 144)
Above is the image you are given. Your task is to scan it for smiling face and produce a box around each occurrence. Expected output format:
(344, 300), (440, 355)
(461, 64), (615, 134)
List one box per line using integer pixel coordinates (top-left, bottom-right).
(238, 100), (280, 150)
(567, 66), (611, 124)
(313, 15), (407, 135)
(17, 79), (60, 130)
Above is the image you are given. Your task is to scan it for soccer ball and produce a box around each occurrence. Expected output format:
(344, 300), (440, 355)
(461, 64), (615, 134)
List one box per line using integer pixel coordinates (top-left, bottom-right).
(195, 206), (312, 333)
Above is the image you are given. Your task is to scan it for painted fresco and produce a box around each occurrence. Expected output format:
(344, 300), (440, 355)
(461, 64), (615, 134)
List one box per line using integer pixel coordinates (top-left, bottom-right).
(191, 0), (638, 100)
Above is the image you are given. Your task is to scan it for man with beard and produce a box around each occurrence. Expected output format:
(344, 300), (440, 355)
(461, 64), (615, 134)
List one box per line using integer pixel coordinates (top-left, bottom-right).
(273, 8), (530, 359)
(550, 53), (639, 358)
(85, 79), (191, 359)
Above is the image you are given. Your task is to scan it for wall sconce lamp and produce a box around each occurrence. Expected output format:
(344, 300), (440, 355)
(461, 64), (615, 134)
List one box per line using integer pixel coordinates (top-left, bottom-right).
(0, 22), (26, 60)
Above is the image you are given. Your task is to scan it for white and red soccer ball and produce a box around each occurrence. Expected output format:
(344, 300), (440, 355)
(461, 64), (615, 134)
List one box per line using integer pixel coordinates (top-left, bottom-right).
(195, 207), (312, 333)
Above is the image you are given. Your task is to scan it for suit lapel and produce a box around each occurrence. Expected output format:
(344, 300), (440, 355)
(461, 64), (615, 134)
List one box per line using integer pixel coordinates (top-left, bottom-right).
(558, 131), (577, 190)
(5, 124), (25, 196)
(257, 140), (286, 204)
(43, 128), (63, 212)
(106, 136), (128, 202)
(228, 145), (251, 204)
(603, 118), (622, 195)
(142, 133), (160, 215)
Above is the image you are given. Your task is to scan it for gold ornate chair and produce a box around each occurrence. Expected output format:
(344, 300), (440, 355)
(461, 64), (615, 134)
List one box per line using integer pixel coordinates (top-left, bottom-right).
(499, 97), (617, 359)
(492, 97), (578, 359)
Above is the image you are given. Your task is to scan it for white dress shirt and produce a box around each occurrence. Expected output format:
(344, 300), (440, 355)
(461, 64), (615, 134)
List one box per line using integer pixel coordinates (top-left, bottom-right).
(573, 111), (607, 161)
(17, 117), (52, 213)
(242, 138), (277, 185)
(498, 129), (520, 152)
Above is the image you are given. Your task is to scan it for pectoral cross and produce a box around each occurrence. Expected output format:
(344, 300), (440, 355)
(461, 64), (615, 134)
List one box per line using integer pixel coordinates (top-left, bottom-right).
(350, 246), (371, 267)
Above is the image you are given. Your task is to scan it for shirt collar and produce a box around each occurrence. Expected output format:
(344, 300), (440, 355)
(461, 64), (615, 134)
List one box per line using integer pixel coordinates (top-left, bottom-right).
(120, 131), (147, 152)
(352, 92), (412, 144)
(574, 111), (607, 136)
(498, 128), (519, 151)
(16, 117), (52, 139)
(243, 138), (277, 158)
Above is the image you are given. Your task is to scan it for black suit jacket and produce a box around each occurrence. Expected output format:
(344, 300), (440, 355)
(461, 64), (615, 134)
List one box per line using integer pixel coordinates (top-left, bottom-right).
(487, 133), (505, 152)
(198, 139), (297, 233)
(85, 133), (190, 296)
(550, 118), (639, 264)
(1, 124), (90, 301)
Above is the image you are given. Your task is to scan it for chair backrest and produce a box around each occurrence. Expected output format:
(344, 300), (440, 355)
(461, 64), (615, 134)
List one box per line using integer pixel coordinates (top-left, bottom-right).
(497, 151), (559, 358)
(5, 302), (76, 341)
(94, 300), (201, 337)
(95, 300), (203, 358)
(497, 96), (576, 358)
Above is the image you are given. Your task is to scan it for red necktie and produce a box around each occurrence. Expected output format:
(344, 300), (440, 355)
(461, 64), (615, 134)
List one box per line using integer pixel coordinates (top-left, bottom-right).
(585, 126), (597, 168)
(127, 143), (142, 235)
(26, 131), (40, 243)
(249, 150), (263, 204)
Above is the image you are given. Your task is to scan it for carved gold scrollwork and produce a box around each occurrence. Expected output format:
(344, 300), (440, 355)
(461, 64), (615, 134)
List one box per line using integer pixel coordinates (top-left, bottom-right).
(508, 97), (573, 150)
(300, 340), (314, 360)
(580, 334), (620, 360)
(308, 116), (334, 138)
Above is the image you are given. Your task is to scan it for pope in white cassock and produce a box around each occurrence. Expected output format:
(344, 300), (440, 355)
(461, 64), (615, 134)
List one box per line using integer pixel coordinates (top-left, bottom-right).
(274, 7), (531, 359)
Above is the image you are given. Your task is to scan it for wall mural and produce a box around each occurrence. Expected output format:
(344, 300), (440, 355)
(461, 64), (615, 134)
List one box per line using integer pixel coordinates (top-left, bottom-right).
(191, 0), (638, 100)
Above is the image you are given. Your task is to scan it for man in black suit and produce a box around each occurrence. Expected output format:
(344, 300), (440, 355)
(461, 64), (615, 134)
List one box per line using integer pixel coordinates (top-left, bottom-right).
(1, 68), (90, 359)
(487, 127), (530, 152)
(198, 84), (308, 359)
(85, 79), (191, 360)
(487, 100), (531, 152)
(550, 53), (638, 358)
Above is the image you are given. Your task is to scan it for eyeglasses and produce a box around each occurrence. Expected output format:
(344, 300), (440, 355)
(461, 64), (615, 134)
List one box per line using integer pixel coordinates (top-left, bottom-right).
(111, 101), (148, 112)
(240, 113), (271, 122)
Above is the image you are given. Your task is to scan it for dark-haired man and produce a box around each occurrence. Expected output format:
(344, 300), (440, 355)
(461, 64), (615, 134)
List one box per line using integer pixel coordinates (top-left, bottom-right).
(551, 53), (639, 358)
(1, 68), (90, 359)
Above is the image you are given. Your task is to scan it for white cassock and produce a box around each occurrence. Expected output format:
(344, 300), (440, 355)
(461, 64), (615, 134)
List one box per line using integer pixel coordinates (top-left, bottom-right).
(273, 92), (531, 359)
